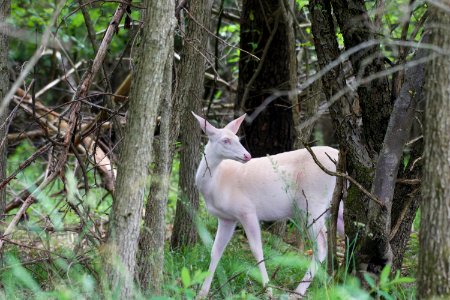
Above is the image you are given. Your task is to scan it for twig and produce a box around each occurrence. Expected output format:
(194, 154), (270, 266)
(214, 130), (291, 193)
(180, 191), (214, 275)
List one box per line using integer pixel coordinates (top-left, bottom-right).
(396, 178), (420, 185)
(211, 8), (240, 22)
(64, 0), (132, 146)
(307, 208), (330, 229)
(8, 129), (45, 142)
(4, 191), (32, 213)
(0, 143), (51, 191)
(301, 141), (384, 208)
(182, 8), (260, 62)
(70, 142), (90, 194)
(35, 60), (84, 98)
(0, 173), (58, 252)
(0, 0), (66, 115)
(389, 195), (415, 241)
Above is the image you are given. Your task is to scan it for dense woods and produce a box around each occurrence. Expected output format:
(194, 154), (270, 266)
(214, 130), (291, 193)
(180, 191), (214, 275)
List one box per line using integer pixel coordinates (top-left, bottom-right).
(0, 0), (449, 299)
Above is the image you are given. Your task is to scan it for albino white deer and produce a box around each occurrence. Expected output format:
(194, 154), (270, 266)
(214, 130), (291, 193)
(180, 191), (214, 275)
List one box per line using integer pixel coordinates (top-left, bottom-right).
(192, 112), (344, 298)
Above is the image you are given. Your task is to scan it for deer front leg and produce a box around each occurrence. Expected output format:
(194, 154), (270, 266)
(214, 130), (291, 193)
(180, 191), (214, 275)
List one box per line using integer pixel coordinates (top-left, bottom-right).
(199, 218), (236, 298)
(240, 213), (270, 288)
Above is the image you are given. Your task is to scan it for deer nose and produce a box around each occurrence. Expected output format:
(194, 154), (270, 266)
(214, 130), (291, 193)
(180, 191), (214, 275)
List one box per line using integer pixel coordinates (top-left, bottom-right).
(244, 153), (252, 161)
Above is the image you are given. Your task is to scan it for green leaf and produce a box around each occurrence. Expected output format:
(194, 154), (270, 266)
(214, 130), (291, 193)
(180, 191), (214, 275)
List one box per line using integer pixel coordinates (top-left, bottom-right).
(363, 273), (376, 289)
(390, 275), (415, 285)
(378, 290), (395, 300)
(192, 270), (209, 285)
(71, 14), (84, 27)
(181, 267), (191, 288)
(380, 264), (391, 285)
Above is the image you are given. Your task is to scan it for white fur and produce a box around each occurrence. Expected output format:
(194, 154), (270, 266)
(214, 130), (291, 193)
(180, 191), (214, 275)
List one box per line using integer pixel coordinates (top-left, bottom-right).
(192, 112), (343, 297)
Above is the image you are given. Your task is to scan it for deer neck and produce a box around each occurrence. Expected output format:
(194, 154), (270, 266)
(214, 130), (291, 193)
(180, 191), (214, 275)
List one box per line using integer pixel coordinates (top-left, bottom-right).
(199, 143), (224, 176)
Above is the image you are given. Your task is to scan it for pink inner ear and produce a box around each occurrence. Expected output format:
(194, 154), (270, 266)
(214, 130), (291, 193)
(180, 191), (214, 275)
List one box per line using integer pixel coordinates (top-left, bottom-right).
(226, 114), (246, 134)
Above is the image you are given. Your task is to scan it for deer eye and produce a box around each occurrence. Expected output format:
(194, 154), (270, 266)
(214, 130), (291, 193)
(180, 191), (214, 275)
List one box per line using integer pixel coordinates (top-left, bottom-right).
(222, 138), (231, 144)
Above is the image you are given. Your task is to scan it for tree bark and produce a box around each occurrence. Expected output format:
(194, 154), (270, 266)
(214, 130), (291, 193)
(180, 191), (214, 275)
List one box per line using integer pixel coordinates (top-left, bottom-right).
(236, 0), (294, 157)
(171, 0), (213, 250)
(418, 5), (450, 298)
(104, 1), (176, 298)
(333, 0), (392, 154)
(311, 0), (428, 277)
(309, 1), (374, 261)
(361, 32), (428, 273)
(0, 0), (9, 221)
(137, 19), (177, 292)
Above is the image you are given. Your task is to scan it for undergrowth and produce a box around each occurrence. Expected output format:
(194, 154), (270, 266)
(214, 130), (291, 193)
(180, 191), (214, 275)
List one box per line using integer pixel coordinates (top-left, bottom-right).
(0, 142), (418, 299)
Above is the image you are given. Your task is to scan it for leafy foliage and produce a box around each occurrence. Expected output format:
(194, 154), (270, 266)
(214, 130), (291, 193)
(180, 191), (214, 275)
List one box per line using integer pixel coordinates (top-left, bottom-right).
(1, 0), (426, 298)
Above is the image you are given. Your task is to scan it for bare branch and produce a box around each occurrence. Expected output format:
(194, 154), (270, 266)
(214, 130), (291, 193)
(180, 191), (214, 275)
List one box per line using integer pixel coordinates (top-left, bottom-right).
(301, 141), (384, 208)
(0, 0), (67, 115)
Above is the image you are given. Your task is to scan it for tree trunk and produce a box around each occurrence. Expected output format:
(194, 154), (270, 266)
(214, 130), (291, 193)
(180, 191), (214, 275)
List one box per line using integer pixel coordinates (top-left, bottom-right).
(333, 0), (393, 154)
(0, 0), (9, 221)
(236, 0), (294, 157)
(137, 6), (176, 292)
(361, 31), (428, 273)
(309, 1), (374, 265)
(104, 2), (176, 298)
(311, 0), (426, 277)
(171, 0), (213, 250)
(418, 5), (450, 297)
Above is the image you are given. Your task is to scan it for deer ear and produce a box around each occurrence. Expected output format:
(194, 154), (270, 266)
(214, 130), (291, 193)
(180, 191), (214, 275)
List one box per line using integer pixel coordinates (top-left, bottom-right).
(225, 114), (246, 134)
(191, 112), (219, 137)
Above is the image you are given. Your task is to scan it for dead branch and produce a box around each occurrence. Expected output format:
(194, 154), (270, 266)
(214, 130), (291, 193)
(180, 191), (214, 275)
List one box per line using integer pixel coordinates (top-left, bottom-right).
(0, 1), (129, 252)
(0, 143), (52, 191)
(35, 60), (84, 98)
(0, 174), (58, 251)
(4, 190), (33, 213)
(0, 1), (66, 115)
(301, 141), (384, 208)
(8, 129), (46, 142)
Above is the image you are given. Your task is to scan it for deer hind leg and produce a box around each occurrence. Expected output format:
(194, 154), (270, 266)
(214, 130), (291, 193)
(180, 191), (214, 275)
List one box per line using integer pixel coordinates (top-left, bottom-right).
(199, 218), (237, 297)
(337, 201), (345, 237)
(294, 223), (327, 297)
(240, 213), (270, 288)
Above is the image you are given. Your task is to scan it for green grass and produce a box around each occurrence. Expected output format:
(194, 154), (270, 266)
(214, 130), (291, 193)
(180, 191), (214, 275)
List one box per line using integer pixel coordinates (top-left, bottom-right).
(1, 142), (418, 299)
(0, 220), (418, 300)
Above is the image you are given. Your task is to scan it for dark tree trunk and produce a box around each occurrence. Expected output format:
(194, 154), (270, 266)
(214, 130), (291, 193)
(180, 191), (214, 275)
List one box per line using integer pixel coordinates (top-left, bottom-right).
(418, 5), (450, 297)
(236, 0), (294, 157)
(311, 0), (426, 278)
(309, 1), (374, 264)
(361, 45), (426, 273)
(104, 2), (176, 298)
(171, 0), (213, 250)
(0, 0), (9, 221)
(333, 0), (393, 154)
(137, 7), (176, 292)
